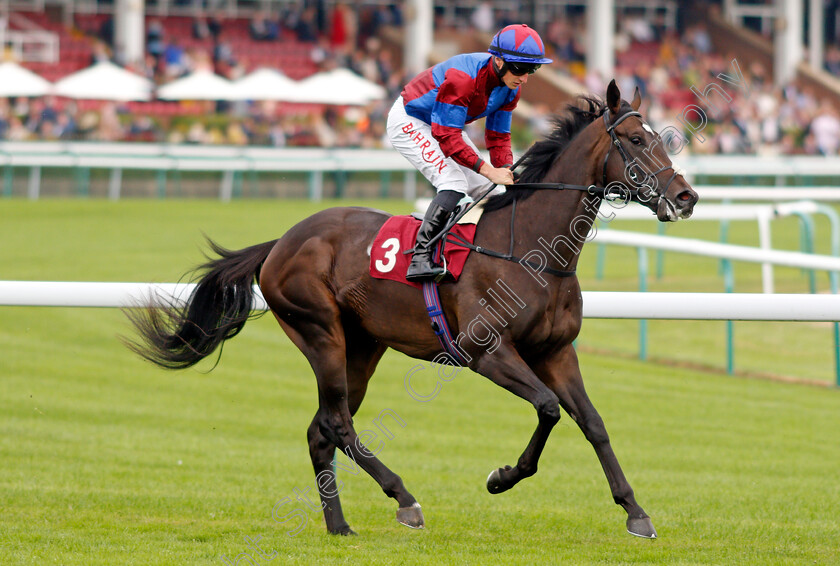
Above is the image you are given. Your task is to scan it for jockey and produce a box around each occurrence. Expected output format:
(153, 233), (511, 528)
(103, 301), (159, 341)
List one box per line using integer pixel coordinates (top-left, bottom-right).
(386, 24), (552, 282)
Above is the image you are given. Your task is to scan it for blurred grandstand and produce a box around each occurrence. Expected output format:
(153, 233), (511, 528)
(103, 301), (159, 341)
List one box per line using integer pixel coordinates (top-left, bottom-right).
(2, 0), (840, 157)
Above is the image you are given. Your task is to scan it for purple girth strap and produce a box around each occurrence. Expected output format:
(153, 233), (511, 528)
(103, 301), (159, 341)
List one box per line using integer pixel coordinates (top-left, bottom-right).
(421, 281), (468, 366)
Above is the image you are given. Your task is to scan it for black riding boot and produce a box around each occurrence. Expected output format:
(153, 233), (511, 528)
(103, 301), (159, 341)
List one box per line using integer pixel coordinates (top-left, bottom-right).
(406, 190), (462, 282)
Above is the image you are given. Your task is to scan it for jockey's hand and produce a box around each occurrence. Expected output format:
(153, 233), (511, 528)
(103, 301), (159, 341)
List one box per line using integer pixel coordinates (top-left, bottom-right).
(479, 162), (515, 186)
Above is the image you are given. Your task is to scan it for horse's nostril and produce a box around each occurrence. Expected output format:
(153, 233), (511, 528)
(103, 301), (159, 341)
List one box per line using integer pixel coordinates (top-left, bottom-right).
(677, 191), (694, 203)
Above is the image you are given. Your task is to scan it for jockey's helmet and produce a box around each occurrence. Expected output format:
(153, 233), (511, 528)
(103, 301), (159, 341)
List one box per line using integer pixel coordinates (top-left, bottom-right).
(488, 24), (553, 67)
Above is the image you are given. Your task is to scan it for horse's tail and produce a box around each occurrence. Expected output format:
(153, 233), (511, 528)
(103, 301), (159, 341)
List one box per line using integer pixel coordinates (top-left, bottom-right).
(123, 238), (277, 370)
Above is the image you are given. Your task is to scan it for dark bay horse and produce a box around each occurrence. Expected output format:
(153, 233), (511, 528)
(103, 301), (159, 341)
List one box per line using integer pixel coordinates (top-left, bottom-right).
(126, 81), (698, 539)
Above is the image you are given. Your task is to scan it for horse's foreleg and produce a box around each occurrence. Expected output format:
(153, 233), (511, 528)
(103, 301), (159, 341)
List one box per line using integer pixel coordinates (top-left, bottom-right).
(535, 345), (656, 539)
(475, 347), (562, 494)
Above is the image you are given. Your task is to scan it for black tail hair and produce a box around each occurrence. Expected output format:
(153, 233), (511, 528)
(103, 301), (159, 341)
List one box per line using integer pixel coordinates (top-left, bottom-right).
(123, 238), (277, 370)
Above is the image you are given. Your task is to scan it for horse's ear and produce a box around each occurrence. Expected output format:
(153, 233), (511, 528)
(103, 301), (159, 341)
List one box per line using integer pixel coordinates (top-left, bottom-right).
(606, 79), (621, 114)
(631, 86), (641, 111)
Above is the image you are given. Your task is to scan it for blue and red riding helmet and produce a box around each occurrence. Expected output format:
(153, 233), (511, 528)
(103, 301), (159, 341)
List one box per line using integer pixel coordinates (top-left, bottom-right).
(488, 24), (553, 65)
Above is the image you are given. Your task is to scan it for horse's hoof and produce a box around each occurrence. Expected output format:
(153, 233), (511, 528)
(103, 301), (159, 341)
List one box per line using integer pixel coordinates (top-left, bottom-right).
(486, 466), (512, 494)
(330, 525), (357, 536)
(626, 516), (657, 539)
(396, 502), (425, 529)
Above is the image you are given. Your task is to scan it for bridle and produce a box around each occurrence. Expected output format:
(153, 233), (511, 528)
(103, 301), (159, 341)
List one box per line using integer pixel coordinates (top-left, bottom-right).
(427, 106), (685, 278)
(601, 108), (681, 209)
(474, 106), (682, 205)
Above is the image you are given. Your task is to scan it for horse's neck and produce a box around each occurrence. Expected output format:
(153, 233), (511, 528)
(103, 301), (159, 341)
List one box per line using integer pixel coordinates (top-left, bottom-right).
(515, 130), (603, 274)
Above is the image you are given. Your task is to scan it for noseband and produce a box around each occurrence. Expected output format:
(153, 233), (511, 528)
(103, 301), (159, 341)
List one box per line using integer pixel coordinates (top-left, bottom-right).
(601, 108), (680, 203)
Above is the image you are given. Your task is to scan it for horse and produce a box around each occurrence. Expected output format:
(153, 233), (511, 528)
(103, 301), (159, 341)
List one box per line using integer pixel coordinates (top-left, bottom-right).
(125, 80), (698, 539)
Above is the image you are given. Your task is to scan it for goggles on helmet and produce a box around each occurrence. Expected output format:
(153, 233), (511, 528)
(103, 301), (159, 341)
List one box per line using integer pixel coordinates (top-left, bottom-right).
(505, 61), (541, 76)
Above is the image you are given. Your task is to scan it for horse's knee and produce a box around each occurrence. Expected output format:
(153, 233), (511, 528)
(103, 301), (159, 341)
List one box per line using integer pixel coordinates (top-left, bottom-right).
(535, 393), (561, 425)
(582, 414), (609, 446)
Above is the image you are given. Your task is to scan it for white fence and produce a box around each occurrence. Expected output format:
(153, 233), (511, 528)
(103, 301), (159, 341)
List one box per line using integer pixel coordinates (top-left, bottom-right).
(696, 186), (840, 201)
(1, 280), (838, 385)
(592, 229), (840, 272)
(606, 200), (832, 293)
(2, 281), (839, 321)
(2, 143), (840, 201)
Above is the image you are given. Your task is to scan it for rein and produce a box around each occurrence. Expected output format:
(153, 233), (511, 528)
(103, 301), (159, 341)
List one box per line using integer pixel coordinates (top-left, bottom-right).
(440, 180), (635, 279)
(421, 152), (579, 279)
(427, 106), (674, 279)
(504, 182), (640, 199)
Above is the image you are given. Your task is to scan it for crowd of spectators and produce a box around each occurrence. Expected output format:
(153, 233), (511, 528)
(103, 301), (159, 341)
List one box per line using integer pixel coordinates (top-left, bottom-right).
(4, 3), (840, 157)
(568, 15), (840, 157)
(521, 10), (840, 157)
(1, 3), (405, 147)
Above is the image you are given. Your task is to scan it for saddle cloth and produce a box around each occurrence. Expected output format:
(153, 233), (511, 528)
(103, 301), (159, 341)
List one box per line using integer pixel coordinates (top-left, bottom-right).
(369, 215), (478, 289)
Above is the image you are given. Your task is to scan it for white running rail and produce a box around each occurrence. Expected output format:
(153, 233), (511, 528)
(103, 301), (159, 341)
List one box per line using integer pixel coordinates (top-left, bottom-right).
(1, 281), (839, 322)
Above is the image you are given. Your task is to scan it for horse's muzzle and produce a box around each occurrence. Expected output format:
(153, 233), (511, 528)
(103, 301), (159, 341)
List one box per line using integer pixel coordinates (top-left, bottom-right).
(657, 187), (698, 221)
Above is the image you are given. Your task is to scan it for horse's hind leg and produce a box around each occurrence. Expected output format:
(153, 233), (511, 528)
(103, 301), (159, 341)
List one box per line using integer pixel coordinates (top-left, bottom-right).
(305, 326), (387, 535)
(266, 276), (422, 532)
(306, 420), (352, 534)
(310, 329), (423, 530)
(533, 345), (656, 539)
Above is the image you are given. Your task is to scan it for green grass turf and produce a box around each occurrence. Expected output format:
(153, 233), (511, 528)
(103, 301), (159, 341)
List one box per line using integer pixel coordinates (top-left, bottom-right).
(1, 199), (839, 565)
(1, 198), (837, 382)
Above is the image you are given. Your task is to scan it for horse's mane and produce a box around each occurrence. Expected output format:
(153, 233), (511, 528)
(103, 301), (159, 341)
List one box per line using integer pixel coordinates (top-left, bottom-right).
(484, 96), (611, 212)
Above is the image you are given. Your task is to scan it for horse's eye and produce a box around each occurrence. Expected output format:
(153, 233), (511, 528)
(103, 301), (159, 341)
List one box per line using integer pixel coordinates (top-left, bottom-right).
(630, 136), (643, 145)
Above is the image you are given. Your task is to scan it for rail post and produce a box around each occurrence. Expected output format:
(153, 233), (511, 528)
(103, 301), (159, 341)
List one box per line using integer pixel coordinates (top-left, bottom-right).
(637, 246), (648, 361)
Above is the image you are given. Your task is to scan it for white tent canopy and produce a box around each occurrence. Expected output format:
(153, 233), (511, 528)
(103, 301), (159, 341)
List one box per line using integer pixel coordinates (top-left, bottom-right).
(158, 70), (236, 101)
(0, 62), (52, 97)
(54, 61), (153, 101)
(230, 68), (299, 101)
(295, 68), (387, 106)
(6, 60), (390, 106)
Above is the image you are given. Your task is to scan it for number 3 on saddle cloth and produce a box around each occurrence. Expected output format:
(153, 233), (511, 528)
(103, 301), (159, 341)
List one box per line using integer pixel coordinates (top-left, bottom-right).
(369, 213), (478, 366)
(369, 215), (477, 289)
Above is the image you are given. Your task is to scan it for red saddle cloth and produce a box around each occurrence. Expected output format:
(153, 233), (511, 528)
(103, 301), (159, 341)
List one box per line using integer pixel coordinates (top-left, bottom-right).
(369, 215), (477, 289)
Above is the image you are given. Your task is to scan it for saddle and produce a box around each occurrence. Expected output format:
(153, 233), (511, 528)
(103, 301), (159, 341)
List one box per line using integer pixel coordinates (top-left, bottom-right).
(369, 208), (480, 289)
(368, 202), (485, 366)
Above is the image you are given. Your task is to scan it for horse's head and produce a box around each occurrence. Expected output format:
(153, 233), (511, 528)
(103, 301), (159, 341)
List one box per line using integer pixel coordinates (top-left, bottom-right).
(600, 80), (698, 221)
